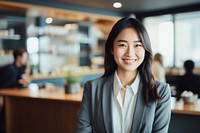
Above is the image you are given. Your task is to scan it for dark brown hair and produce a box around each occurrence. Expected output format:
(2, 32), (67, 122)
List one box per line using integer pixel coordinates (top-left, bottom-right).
(13, 48), (26, 61)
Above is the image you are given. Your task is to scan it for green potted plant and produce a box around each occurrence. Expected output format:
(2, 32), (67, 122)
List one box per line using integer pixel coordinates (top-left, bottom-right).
(64, 68), (82, 94)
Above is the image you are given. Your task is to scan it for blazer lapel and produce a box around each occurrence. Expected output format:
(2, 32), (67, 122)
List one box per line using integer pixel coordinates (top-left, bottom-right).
(101, 75), (114, 133)
(131, 82), (146, 133)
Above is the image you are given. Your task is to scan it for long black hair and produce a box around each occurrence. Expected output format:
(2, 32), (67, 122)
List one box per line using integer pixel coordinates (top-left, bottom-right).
(102, 17), (160, 103)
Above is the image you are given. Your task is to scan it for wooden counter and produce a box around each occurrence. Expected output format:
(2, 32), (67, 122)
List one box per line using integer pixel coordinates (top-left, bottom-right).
(0, 88), (83, 102)
(0, 88), (82, 133)
(172, 100), (200, 115)
(1, 88), (200, 133)
(169, 99), (200, 133)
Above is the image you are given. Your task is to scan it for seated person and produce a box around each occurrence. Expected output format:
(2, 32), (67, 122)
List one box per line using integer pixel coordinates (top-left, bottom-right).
(176, 60), (200, 98)
(0, 48), (30, 89)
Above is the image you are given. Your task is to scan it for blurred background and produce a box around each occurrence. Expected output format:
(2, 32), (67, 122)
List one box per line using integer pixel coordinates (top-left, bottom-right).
(0, 0), (200, 75)
(1, 1), (200, 133)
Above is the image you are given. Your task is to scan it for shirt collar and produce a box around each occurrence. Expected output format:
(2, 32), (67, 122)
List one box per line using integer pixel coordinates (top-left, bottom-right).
(113, 70), (140, 97)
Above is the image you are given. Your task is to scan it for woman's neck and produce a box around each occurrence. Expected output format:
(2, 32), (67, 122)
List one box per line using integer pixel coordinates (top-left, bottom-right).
(117, 69), (138, 87)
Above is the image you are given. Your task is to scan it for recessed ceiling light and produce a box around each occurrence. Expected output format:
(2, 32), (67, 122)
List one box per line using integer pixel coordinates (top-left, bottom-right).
(45, 17), (53, 24)
(113, 2), (122, 8)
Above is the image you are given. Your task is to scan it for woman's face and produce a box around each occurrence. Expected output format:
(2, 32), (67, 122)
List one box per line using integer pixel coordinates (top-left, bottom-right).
(112, 27), (145, 73)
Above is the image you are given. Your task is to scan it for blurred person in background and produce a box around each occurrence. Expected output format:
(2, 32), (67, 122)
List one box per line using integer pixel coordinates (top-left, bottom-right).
(176, 60), (200, 98)
(0, 48), (31, 89)
(0, 48), (31, 132)
(151, 53), (166, 82)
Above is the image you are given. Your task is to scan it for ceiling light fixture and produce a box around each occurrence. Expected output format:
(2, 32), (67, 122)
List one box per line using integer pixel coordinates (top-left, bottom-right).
(45, 17), (53, 24)
(113, 2), (122, 8)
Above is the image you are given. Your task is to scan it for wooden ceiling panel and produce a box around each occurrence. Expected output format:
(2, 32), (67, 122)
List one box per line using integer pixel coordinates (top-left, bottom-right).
(0, 4), (26, 15)
(0, 1), (119, 22)
(0, 1), (118, 37)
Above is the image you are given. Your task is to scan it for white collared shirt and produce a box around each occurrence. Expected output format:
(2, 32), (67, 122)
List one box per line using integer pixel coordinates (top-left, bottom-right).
(112, 71), (140, 133)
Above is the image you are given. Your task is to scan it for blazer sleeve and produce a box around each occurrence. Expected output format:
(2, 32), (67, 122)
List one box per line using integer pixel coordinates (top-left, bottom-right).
(75, 82), (92, 133)
(152, 83), (171, 133)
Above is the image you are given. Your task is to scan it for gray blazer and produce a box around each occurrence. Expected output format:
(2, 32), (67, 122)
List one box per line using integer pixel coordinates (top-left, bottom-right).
(76, 74), (171, 133)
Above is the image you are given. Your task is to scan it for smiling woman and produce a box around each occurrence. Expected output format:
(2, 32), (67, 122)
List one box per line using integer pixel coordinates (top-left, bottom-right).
(76, 17), (171, 133)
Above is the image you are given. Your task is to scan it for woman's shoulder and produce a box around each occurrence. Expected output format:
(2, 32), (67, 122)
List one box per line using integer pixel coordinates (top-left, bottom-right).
(86, 74), (113, 85)
(83, 74), (114, 95)
(156, 81), (171, 98)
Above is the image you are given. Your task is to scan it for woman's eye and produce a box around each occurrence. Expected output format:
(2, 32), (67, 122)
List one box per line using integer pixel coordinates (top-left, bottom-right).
(135, 44), (143, 47)
(118, 44), (127, 47)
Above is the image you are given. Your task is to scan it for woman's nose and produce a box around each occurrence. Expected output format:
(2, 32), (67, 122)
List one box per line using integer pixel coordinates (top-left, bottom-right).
(125, 46), (134, 56)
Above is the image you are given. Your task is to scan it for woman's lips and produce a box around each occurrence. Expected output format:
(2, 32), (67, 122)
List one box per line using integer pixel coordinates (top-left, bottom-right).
(123, 58), (137, 64)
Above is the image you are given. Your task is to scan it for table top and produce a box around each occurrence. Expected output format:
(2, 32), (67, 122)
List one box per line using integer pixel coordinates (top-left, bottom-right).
(1, 88), (200, 115)
(171, 99), (200, 115)
(0, 88), (83, 102)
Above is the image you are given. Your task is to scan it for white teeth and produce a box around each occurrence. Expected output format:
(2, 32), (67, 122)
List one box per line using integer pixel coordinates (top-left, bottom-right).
(124, 59), (134, 62)
(124, 59), (135, 61)
(123, 58), (137, 64)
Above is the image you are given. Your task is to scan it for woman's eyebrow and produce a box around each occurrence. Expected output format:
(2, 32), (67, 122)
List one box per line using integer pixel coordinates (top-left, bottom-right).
(134, 40), (142, 43)
(117, 40), (127, 43)
(117, 40), (142, 43)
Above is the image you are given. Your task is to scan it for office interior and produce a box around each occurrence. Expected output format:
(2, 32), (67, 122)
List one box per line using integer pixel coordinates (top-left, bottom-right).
(1, 0), (200, 133)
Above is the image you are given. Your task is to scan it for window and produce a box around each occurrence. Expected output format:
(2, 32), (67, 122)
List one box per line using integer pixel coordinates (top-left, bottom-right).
(175, 11), (200, 67)
(143, 15), (174, 67)
(143, 11), (200, 67)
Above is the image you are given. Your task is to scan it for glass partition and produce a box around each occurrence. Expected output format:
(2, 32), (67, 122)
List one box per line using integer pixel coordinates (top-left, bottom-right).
(143, 15), (174, 67)
(144, 11), (200, 67)
(175, 11), (200, 67)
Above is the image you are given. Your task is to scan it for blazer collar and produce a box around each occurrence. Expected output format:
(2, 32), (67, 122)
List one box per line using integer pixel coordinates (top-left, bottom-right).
(101, 74), (146, 133)
(101, 74), (114, 133)
(131, 82), (146, 133)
